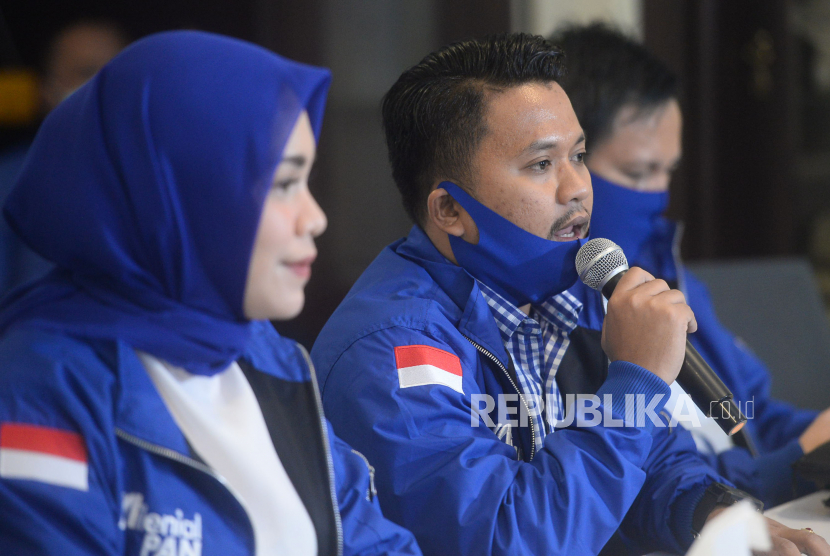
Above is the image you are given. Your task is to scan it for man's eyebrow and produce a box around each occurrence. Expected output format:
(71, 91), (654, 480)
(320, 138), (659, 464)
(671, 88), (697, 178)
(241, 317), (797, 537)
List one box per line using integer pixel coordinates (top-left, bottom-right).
(281, 155), (307, 167)
(523, 134), (585, 154)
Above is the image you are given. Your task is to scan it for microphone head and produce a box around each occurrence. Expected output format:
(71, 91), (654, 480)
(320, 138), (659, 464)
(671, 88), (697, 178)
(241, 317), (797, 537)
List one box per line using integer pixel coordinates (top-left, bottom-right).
(575, 238), (629, 291)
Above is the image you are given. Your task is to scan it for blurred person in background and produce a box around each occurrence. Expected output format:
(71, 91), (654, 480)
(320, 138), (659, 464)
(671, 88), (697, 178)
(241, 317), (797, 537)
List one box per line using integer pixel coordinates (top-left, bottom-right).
(0, 30), (421, 556)
(0, 18), (128, 296)
(39, 18), (130, 112)
(553, 22), (830, 509)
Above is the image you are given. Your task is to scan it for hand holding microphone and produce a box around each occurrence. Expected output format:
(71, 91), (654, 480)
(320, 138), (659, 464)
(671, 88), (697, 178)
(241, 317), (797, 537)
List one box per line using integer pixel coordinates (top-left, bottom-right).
(600, 266), (697, 385)
(576, 238), (747, 435)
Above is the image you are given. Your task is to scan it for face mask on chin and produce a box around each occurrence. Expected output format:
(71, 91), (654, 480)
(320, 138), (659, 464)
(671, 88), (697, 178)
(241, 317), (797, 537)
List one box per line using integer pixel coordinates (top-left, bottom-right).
(588, 172), (670, 265)
(441, 181), (587, 308)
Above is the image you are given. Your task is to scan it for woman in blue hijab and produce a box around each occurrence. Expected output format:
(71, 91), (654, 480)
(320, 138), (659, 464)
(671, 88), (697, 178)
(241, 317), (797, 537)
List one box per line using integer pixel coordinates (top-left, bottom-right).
(0, 31), (421, 556)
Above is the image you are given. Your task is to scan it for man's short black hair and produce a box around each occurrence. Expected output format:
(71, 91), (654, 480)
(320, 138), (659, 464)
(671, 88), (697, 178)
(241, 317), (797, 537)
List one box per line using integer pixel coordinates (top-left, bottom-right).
(382, 33), (565, 225)
(551, 23), (678, 150)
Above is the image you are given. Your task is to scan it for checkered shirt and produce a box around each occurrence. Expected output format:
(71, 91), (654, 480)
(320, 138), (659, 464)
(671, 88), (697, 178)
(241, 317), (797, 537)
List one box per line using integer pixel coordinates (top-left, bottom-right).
(478, 282), (582, 450)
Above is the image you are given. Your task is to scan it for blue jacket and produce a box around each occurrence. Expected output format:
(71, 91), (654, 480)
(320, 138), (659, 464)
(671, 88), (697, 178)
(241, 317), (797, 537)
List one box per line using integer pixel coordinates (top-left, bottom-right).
(0, 320), (422, 556)
(312, 225), (728, 556)
(623, 219), (818, 507)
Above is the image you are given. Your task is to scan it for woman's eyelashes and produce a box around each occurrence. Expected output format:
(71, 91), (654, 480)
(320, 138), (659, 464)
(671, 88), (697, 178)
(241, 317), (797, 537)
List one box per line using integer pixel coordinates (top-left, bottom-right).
(271, 177), (301, 194)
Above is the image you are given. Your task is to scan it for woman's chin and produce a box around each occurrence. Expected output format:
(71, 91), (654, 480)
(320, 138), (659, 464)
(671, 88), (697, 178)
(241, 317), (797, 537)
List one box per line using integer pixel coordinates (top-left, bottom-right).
(243, 287), (306, 321)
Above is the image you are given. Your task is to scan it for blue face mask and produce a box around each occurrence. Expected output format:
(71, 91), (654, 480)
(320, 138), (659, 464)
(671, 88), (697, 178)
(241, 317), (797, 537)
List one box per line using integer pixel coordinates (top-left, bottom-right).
(442, 181), (587, 307)
(588, 173), (670, 265)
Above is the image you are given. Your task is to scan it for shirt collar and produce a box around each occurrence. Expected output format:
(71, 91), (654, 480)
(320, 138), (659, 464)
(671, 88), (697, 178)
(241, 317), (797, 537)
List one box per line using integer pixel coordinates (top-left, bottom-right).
(534, 291), (582, 334)
(478, 280), (583, 343)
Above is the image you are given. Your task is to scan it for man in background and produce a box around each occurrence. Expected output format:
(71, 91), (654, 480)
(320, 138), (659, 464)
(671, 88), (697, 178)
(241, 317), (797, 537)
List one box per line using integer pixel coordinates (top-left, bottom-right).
(39, 19), (129, 111)
(553, 22), (830, 509)
(0, 19), (128, 294)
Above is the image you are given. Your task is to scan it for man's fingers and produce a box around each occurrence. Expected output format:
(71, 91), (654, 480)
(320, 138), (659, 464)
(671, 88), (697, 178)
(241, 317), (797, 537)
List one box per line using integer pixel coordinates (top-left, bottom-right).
(652, 289), (687, 305)
(648, 290), (697, 334)
(790, 529), (830, 556)
(671, 301), (697, 334)
(613, 269), (697, 334)
(602, 266), (696, 383)
(630, 278), (673, 297)
(613, 267), (655, 292)
(687, 312), (698, 334)
(765, 520), (830, 556)
(754, 536), (803, 556)
(769, 536), (804, 556)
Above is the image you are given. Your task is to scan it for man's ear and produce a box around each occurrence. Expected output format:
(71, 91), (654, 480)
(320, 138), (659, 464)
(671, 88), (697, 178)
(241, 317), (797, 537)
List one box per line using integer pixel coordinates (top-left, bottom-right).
(425, 184), (480, 244)
(426, 186), (465, 237)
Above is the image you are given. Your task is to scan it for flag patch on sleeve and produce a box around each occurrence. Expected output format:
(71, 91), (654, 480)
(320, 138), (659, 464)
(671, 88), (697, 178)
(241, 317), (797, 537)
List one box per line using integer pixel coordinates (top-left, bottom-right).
(0, 423), (89, 491)
(394, 345), (463, 394)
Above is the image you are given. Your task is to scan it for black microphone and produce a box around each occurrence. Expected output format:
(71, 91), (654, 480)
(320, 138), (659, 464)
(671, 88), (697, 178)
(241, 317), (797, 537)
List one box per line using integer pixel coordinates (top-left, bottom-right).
(575, 238), (747, 436)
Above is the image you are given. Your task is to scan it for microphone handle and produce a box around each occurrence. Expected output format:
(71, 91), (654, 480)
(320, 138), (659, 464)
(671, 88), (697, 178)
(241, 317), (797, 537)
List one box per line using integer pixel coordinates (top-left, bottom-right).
(600, 269), (746, 435)
(679, 340), (733, 413)
(600, 270), (626, 299)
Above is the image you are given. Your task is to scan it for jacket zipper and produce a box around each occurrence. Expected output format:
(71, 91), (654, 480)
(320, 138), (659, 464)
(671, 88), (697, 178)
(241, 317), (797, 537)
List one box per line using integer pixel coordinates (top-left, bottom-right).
(114, 428), (257, 547)
(349, 449), (377, 502)
(116, 428), (216, 475)
(298, 344), (345, 556)
(461, 334), (536, 462)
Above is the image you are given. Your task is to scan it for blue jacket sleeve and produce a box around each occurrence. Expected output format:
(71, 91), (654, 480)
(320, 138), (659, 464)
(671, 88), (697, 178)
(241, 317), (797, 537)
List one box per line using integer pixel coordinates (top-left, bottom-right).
(694, 439), (806, 508)
(0, 332), (123, 555)
(329, 421), (423, 555)
(684, 270), (819, 506)
(616, 423), (728, 553)
(317, 327), (674, 556)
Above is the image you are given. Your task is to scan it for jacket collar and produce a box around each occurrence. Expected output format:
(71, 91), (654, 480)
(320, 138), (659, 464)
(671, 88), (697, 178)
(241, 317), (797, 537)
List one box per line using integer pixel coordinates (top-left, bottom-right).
(113, 321), (308, 456)
(396, 225), (511, 366)
(114, 340), (192, 454)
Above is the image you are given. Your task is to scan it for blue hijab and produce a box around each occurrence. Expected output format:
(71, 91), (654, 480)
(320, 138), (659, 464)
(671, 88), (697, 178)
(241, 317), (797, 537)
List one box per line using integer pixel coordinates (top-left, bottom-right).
(0, 31), (331, 376)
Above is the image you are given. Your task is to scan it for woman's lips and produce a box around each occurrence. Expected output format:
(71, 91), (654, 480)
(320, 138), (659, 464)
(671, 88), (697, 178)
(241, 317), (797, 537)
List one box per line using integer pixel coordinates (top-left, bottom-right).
(285, 255), (316, 279)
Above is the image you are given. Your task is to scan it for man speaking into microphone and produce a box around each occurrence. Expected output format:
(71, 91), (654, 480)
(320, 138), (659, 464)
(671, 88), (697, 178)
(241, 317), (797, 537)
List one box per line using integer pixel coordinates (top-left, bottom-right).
(311, 33), (829, 555)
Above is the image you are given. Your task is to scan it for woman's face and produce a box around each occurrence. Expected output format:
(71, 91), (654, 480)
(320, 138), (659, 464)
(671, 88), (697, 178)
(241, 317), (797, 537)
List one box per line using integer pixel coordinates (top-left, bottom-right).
(243, 110), (327, 320)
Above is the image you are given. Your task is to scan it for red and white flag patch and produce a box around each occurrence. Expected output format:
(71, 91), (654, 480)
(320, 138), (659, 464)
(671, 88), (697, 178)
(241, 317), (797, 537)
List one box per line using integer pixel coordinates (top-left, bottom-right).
(0, 423), (88, 491)
(395, 345), (463, 394)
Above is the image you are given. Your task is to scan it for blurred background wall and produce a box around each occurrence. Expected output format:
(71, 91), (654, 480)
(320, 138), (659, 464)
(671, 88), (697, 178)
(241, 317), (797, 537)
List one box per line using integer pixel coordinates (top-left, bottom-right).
(1, 0), (828, 354)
